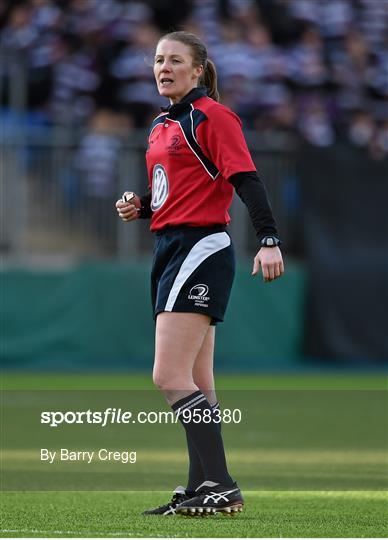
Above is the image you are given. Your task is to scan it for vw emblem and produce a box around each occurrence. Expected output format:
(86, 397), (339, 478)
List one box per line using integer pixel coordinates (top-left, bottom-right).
(151, 164), (169, 211)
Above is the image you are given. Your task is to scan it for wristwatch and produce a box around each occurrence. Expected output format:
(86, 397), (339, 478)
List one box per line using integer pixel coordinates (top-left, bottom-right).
(260, 236), (281, 248)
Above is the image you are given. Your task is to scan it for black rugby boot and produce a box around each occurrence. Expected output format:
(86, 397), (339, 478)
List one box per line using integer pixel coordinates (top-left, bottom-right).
(176, 480), (244, 516)
(142, 486), (194, 516)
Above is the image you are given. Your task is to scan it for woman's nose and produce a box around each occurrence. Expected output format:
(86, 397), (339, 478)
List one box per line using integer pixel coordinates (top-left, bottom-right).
(160, 61), (172, 70)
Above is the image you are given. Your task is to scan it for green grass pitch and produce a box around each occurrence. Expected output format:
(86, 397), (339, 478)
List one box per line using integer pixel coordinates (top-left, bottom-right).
(1, 491), (387, 538)
(1, 373), (387, 538)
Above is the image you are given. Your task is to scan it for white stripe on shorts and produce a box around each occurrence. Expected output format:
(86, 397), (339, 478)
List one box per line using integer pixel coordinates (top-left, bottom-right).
(164, 232), (231, 312)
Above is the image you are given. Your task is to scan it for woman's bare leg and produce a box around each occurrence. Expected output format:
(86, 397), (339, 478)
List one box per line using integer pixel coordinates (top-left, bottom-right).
(152, 312), (211, 404)
(152, 311), (233, 486)
(193, 325), (216, 404)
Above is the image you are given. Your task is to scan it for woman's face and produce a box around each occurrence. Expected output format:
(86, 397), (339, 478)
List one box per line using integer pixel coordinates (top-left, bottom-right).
(154, 39), (203, 103)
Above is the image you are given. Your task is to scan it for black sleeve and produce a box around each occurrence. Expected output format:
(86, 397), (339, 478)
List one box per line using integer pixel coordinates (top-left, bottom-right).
(139, 191), (152, 219)
(229, 171), (280, 243)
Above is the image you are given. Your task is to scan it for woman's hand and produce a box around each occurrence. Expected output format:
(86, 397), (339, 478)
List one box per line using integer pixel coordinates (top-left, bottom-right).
(116, 191), (141, 222)
(252, 246), (284, 282)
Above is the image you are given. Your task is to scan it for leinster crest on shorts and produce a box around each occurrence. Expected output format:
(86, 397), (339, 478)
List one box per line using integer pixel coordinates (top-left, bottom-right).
(151, 164), (169, 211)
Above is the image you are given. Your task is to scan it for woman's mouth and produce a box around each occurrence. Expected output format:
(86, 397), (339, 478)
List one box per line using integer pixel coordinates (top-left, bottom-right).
(160, 78), (174, 87)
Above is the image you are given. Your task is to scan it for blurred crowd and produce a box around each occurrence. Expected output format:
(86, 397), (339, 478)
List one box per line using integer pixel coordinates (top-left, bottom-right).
(1, 0), (387, 157)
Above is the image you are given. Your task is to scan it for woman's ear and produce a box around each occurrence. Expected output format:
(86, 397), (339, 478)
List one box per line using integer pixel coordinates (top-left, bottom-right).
(193, 64), (204, 80)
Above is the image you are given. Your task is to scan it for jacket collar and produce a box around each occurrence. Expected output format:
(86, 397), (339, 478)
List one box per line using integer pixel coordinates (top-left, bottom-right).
(161, 86), (207, 117)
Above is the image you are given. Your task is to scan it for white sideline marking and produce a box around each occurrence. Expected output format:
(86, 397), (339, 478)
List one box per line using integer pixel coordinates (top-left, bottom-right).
(0, 529), (135, 537)
(1, 530), (184, 538)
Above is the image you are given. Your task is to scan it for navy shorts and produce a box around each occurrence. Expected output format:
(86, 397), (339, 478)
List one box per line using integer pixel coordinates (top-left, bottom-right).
(151, 225), (235, 324)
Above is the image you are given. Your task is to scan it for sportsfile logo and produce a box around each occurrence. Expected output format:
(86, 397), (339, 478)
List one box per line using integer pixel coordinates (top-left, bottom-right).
(40, 407), (241, 427)
(41, 409), (181, 427)
(188, 284), (210, 307)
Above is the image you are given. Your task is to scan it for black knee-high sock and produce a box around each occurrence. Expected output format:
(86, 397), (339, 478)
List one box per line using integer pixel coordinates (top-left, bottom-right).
(173, 391), (233, 487)
(185, 401), (221, 491)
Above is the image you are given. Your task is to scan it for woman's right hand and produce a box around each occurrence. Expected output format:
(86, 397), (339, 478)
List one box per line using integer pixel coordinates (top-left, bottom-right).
(116, 191), (141, 222)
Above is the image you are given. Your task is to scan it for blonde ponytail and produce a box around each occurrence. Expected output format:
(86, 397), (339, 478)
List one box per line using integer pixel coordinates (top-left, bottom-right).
(201, 59), (219, 102)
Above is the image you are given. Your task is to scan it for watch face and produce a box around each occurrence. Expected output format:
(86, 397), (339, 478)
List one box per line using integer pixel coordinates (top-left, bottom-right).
(262, 236), (279, 247)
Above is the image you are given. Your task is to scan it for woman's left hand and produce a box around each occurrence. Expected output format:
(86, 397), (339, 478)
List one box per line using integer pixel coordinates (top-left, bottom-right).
(252, 247), (285, 282)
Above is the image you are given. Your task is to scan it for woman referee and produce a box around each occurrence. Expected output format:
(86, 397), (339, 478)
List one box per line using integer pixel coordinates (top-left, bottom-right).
(116, 31), (284, 516)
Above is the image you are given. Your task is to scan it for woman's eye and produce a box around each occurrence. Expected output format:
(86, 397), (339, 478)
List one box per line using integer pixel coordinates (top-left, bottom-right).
(155, 58), (181, 65)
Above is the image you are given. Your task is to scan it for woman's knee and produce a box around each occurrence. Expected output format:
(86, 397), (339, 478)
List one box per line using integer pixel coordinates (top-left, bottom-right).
(152, 368), (169, 390)
(193, 364), (214, 390)
(152, 366), (167, 390)
(152, 367), (193, 392)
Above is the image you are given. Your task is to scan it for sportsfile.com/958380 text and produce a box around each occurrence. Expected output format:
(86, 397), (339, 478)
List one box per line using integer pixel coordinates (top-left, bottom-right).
(40, 408), (242, 427)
